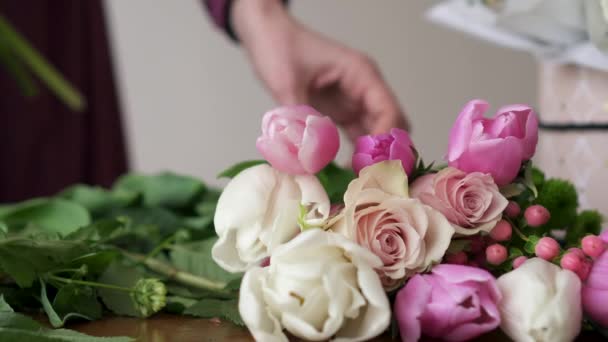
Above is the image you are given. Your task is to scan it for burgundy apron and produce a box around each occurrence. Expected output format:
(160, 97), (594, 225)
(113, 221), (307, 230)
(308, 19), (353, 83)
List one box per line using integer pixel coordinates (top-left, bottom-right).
(0, 0), (128, 202)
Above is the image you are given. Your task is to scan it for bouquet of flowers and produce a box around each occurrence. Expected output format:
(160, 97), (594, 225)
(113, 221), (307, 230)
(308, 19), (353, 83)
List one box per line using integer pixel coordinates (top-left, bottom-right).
(213, 100), (607, 341)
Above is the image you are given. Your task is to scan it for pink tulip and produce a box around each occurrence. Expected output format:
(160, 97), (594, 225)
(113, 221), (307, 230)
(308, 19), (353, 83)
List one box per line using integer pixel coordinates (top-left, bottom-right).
(256, 105), (340, 175)
(395, 264), (501, 342)
(447, 100), (538, 186)
(582, 250), (608, 327)
(352, 128), (415, 176)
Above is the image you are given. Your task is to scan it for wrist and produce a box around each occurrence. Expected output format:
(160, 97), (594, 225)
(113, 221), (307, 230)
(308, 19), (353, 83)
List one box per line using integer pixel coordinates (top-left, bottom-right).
(231, 0), (293, 46)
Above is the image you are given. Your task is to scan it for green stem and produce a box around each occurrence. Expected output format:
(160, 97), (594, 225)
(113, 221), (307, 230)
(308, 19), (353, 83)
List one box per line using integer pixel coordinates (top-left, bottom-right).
(0, 14), (85, 111)
(512, 225), (529, 242)
(48, 275), (133, 293)
(122, 251), (228, 292)
(144, 234), (178, 260)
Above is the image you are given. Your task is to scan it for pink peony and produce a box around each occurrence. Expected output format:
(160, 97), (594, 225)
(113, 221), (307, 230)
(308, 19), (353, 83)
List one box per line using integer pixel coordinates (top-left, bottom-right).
(395, 264), (502, 342)
(447, 100), (538, 186)
(352, 128), (416, 176)
(410, 167), (508, 235)
(256, 105), (340, 175)
(582, 249), (608, 327)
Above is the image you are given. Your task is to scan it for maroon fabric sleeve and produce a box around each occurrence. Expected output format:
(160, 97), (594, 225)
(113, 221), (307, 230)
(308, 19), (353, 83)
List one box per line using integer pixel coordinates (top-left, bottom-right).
(202, 0), (289, 41)
(202, 0), (238, 40)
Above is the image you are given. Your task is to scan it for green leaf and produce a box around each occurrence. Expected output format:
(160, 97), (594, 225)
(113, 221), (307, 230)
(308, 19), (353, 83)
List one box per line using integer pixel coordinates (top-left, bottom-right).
(316, 162), (356, 203)
(67, 251), (119, 276)
(500, 183), (525, 198)
(113, 172), (205, 209)
(524, 235), (541, 255)
(170, 238), (242, 285)
(0, 238), (89, 287)
(0, 199), (90, 236)
(59, 185), (137, 215)
(509, 247), (524, 259)
(217, 160), (266, 179)
(447, 239), (471, 254)
(0, 15), (85, 111)
(0, 295), (132, 341)
(0, 39), (38, 97)
(96, 261), (143, 317)
(522, 163), (538, 198)
(52, 284), (102, 322)
(165, 295), (198, 314)
(183, 298), (244, 326)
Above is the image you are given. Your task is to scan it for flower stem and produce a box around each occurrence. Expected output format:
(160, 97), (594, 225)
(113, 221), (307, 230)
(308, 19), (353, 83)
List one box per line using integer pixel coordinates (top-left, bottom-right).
(512, 225), (529, 242)
(48, 275), (133, 293)
(121, 251), (229, 292)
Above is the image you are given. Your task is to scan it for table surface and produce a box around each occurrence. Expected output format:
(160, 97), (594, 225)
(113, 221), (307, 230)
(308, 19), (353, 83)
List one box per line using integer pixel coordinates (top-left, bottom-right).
(68, 314), (514, 342)
(67, 314), (606, 341)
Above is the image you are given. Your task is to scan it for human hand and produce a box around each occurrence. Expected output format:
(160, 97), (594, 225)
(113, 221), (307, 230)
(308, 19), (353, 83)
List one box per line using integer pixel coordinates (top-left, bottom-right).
(232, 0), (410, 141)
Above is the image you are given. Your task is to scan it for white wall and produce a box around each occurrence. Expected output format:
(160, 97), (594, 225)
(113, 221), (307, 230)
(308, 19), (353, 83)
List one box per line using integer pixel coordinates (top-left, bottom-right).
(104, 0), (537, 186)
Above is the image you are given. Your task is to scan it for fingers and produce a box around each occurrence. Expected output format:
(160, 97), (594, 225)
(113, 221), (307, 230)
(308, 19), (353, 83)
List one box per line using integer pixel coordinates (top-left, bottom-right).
(360, 67), (411, 134)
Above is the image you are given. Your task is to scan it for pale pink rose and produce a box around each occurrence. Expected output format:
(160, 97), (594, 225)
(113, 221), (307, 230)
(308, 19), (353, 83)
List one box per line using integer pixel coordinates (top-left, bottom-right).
(447, 100), (538, 186)
(256, 105), (340, 175)
(411, 167), (508, 236)
(352, 128), (416, 176)
(331, 161), (454, 289)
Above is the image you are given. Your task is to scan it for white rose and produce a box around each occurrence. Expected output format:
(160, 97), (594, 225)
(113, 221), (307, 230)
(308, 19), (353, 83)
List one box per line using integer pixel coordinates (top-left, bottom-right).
(331, 161), (454, 288)
(212, 164), (330, 272)
(497, 258), (582, 342)
(239, 229), (391, 342)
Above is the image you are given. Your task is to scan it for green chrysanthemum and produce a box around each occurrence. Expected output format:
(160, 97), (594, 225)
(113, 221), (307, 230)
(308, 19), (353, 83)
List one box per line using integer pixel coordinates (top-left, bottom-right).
(534, 178), (578, 230)
(130, 278), (167, 317)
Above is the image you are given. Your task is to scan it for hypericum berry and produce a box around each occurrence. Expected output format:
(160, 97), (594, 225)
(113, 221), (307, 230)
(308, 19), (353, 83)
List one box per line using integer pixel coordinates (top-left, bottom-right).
(560, 252), (583, 274)
(576, 258), (592, 281)
(445, 251), (468, 265)
(582, 235), (606, 259)
(512, 256), (528, 269)
(469, 236), (486, 254)
(535, 237), (560, 261)
(567, 247), (585, 259)
(525, 205), (551, 227)
(505, 201), (521, 218)
(489, 220), (512, 242)
(486, 244), (508, 265)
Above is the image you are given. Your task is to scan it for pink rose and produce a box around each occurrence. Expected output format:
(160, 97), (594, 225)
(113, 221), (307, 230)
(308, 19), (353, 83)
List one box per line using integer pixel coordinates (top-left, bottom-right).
(331, 161), (454, 289)
(447, 100), (538, 186)
(582, 250), (608, 327)
(395, 264), (502, 342)
(410, 167), (508, 235)
(352, 128), (416, 176)
(256, 105), (340, 175)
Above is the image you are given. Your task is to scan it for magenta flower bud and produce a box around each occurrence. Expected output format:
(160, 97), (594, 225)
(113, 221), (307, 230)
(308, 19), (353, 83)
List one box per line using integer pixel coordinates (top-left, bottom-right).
(582, 252), (608, 326)
(505, 201), (521, 218)
(535, 237), (560, 261)
(352, 128), (415, 176)
(600, 230), (608, 243)
(445, 251), (468, 265)
(489, 220), (512, 242)
(582, 235), (606, 259)
(525, 205), (551, 227)
(512, 256), (528, 269)
(486, 244), (508, 265)
(560, 252), (583, 274)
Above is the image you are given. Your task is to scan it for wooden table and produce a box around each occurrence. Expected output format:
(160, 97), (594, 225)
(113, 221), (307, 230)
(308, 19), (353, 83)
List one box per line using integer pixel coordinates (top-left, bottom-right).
(69, 314), (513, 342)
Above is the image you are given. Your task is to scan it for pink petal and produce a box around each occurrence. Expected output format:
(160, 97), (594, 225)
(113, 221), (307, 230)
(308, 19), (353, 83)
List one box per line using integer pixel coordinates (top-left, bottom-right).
(389, 128), (416, 176)
(447, 100), (488, 162)
(453, 138), (523, 186)
(256, 136), (305, 174)
(582, 286), (608, 327)
(298, 115), (340, 174)
(395, 275), (433, 342)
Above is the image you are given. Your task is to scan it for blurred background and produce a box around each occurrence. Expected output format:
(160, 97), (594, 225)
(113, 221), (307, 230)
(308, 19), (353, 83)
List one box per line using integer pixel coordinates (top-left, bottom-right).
(104, 0), (537, 186)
